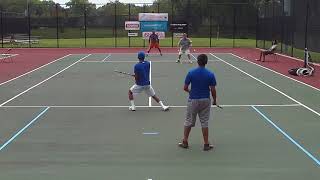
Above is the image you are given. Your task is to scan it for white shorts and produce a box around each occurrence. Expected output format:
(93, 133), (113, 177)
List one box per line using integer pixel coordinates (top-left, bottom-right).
(179, 48), (190, 55)
(130, 85), (156, 97)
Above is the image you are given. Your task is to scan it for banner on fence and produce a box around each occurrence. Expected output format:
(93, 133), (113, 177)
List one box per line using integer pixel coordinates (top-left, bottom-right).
(125, 21), (140, 30)
(170, 23), (188, 33)
(139, 13), (168, 21)
(128, 32), (139, 37)
(140, 21), (168, 32)
(142, 32), (165, 39)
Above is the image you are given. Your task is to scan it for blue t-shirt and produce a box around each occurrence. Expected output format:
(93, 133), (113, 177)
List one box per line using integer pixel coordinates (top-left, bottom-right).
(185, 67), (216, 99)
(134, 61), (150, 86)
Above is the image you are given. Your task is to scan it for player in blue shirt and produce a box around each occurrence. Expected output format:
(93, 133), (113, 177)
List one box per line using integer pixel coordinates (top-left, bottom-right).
(128, 51), (169, 111)
(178, 54), (217, 151)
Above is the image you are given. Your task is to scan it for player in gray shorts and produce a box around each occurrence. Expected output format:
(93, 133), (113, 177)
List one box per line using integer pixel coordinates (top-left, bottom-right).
(178, 54), (217, 151)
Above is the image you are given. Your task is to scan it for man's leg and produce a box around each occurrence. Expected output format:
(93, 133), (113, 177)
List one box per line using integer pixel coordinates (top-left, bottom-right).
(199, 99), (214, 151)
(187, 49), (192, 63)
(179, 99), (196, 149)
(183, 126), (192, 143)
(147, 86), (169, 111)
(128, 85), (142, 111)
(177, 49), (182, 63)
(257, 51), (263, 61)
(128, 90), (136, 111)
(157, 48), (162, 56)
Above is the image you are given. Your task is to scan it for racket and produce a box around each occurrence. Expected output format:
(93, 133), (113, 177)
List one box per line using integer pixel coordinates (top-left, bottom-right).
(213, 104), (223, 109)
(114, 70), (134, 76)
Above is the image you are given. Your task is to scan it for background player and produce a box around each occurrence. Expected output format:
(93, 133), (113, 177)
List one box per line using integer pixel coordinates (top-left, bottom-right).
(177, 33), (192, 63)
(147, 31), (162, 56)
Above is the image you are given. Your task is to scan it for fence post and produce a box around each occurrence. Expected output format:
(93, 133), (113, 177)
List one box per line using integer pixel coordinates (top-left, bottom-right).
(256, 8), (259, 48)
(280, 0), (284, 53)
(114, 3), (117, 48)
(0, 9), (3, 48)
(128, 3), (131, 48)
(84, 4), (87, 48)
(143, 5), (146, 48)
(157, 3), (160, 13)
(210, 14), (212, 47)
(56, 4), (59, 48)
(171, 2), (173, 47)
(291, 0), (295, 57)
(232, 6), (236, 48)
(27, 2), (31, 48)
(304, 1), (309, 50)
(263, 2), (266, 49)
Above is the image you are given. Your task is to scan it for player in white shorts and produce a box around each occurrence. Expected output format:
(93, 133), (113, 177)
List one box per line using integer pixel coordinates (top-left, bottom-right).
(128, 51), (169, 111)
(177, 33), (193, 63)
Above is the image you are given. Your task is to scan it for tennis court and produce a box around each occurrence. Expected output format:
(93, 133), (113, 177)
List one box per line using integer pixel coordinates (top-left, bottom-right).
(0, 52), (319, 180)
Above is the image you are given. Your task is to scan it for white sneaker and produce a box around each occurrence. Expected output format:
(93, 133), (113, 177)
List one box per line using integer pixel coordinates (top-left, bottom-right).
(129, 106), (136, 111)
(189, 60), (193, 64)
(162, 106), (170, 111)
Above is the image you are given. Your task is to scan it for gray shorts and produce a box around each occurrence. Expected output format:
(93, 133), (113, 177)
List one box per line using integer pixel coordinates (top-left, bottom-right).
(184, 98), (211, 128)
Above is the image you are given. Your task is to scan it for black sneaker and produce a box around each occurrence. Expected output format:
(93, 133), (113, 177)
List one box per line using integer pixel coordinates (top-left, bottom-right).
(203, 144), (214, 151)
(178, 141), (189, 149)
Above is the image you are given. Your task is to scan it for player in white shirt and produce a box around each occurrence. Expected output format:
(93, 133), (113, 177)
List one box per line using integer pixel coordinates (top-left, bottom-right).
(177, 33), (193, 63)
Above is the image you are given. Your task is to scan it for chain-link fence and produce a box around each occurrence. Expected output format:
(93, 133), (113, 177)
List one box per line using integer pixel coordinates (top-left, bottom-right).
(257, 0), (320, 59)
(0, 0), (257, 48)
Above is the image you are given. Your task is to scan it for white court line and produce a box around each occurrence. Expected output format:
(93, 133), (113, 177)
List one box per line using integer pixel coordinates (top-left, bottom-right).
(210, 53), (320, 118)
(102, 54), (111, 62)
(0, 54), (72, 87)
(149, 61), (152, 107)
(1, 104), (301, 108)
(190, 53), (197, 61)
(230, 53), (320, 92)
(256, 48), (320, 67)
(0, 54), (19, 60)
(79, 60), (222, 63)
(0, 54), (92, 107)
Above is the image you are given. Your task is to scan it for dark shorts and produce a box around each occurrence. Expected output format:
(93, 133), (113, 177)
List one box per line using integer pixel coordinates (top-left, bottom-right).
(185, 98), (211, 128)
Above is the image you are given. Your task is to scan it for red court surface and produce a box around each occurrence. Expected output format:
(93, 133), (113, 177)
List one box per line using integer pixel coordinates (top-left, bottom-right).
(0, 48), (319, 89)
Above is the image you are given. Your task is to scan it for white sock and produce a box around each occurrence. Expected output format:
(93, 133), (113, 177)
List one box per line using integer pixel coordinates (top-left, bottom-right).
(159, 101), (165, 108)
(130, 100), (135, 107)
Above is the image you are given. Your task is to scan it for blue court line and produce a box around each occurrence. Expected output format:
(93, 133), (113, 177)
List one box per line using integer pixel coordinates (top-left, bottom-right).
(251, 106), (320, 167)
(0, 107), (50, 151)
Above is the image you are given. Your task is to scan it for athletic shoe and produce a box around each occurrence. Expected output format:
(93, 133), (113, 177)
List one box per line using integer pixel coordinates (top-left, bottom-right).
(129, 106), (136, 111)
(189, 60), (193, 64)
(203, 144), (214, 151)
(160, 53), (163, 56)
(162, 106), (170, 111)
(176, 59), (180, 63)
(178, 141), (189, 149)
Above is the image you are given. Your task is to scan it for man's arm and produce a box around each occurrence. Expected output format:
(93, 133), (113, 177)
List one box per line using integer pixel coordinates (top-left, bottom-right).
(184, 72), (191, 93)
(210, 86), (217, 105)
(134, 73), (139, 81)
(184, 84), (190, 93)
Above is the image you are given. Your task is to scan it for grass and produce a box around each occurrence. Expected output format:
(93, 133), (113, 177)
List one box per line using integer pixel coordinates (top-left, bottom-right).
(2, 37), (256, 48)
(2, 37), (319, 63)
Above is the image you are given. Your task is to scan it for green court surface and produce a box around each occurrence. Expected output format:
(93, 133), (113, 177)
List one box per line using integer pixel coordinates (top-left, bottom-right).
(0, 53), (319, 180)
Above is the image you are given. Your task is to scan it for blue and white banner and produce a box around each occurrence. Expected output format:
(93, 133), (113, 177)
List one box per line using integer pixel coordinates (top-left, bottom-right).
(139, 13), (168, 21)
(140, 21), (168, 32)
